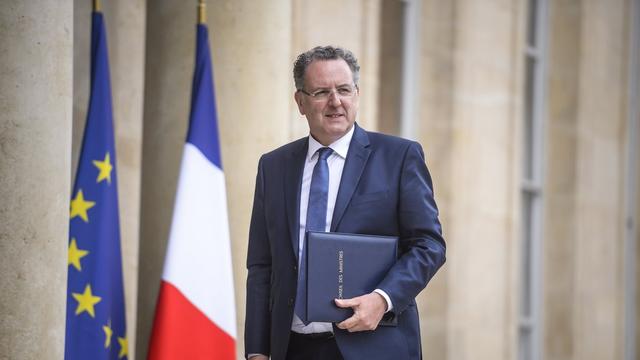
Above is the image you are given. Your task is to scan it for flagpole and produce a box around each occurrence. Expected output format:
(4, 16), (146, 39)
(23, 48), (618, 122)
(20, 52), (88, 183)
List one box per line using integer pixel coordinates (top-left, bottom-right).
(93, 0), (100, 12)
(198, 0), (206, 24)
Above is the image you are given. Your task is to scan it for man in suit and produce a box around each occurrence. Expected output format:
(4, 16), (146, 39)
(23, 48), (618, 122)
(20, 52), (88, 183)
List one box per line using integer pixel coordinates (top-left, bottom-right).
(245, 46), (446, 360)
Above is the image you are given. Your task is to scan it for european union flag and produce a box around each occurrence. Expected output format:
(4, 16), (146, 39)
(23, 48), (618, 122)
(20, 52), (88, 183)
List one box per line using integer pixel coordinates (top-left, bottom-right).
(65, 11), (127, 360)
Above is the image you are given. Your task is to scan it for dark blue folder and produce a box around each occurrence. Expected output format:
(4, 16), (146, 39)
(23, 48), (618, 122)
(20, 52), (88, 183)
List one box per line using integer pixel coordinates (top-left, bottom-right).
(304, 231), (398, 324)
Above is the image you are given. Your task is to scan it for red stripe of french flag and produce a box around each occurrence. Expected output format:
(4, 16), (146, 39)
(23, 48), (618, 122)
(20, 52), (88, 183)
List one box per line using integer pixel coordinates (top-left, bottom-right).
(149, 282), (235, 359)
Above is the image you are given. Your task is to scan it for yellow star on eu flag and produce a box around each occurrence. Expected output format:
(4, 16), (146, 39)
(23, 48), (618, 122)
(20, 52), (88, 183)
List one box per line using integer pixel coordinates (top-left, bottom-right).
(103, 322), (113, 348)
(70, 190), (96, 223)
(117, 336), (128, 359)
(68, 238), (89, 271)
(72, 284), (101, 318)
(93, 152), (113, 184)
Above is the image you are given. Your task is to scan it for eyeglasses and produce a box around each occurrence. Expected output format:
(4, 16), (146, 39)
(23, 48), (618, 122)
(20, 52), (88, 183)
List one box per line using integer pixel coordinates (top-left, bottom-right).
(298, 85), (358, 101)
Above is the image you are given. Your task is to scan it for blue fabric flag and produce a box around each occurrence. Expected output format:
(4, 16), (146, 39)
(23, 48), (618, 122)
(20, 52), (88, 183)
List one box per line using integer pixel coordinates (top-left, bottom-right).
(65, 11), (128, 360)
(186, 23), (223, 168)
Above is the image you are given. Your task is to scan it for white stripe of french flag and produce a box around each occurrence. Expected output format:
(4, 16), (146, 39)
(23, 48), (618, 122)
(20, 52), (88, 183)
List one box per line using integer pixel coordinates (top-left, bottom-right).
(148, 22), (236, 360)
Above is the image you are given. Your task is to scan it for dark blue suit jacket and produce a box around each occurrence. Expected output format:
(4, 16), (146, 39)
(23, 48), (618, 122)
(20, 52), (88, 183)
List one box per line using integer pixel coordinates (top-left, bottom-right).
(245, 124), (446, 360)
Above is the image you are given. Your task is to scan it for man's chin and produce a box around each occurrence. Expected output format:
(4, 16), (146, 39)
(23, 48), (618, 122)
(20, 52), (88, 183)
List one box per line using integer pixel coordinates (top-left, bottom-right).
(310, 122), (354, 145)
(326, 127), (350, 141)
(326, 122), (353, 135)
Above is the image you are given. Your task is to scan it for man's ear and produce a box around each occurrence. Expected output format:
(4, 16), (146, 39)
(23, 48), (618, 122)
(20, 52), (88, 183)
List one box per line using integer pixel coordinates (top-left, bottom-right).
(294, 91), (305, 115)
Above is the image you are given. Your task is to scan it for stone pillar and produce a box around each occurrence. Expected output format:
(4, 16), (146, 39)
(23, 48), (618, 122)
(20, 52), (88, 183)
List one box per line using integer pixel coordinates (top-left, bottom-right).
(415, 1), (456, 358)
(73, 0), (146, 357)
(544, 1), (581, 359)
(439, 0), (521, 359)
(106, 2), (146, 356)
(0, 2), (73, 359)
(637, 119), (640, 353)
(572, 0), (628, 358)
(377, 0), (403, 136)
(136, 1), (292, 358)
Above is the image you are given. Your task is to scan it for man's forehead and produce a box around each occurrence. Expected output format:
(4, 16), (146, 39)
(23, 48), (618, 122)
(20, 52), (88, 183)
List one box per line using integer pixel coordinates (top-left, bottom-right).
(304, 59), (354, 87)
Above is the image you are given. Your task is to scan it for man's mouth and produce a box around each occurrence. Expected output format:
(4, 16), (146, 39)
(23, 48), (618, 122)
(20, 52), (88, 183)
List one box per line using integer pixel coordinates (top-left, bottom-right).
(326, 113), (344, 118)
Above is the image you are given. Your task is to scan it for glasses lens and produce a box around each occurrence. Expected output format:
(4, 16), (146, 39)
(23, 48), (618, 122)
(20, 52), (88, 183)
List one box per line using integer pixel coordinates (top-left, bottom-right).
(307, 86), (355, 100)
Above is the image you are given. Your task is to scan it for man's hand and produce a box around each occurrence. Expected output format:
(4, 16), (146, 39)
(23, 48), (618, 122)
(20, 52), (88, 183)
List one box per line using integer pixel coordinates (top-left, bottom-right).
(335, 292), (387, 332)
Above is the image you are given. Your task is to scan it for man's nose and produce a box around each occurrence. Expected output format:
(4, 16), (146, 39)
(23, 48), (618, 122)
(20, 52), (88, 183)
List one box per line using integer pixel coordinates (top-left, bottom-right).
(328, 91), (342, 106)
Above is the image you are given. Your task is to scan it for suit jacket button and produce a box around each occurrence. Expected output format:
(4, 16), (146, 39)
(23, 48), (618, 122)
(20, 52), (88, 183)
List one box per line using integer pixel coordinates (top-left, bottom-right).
(293, 265), (297, 272)
(288, 298), (294, 306)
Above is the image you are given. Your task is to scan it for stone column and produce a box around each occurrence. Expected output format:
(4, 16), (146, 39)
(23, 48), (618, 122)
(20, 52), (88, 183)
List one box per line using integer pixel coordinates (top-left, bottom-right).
(440, 0), (522, 359)
(73, 0), (146, 357)
(637, 119), (640, 352)
(136, 1), (292, 358)
(377, 0), (403, 136)
(415, 1), (456, 358)
(0, 1), (73, 359)
(544, 1), (581, 359)
(572, 0), (629, 358)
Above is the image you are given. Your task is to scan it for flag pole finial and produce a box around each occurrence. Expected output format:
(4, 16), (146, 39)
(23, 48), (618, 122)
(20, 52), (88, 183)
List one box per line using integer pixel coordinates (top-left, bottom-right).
(93, 0), (101, 12)
(198, 0), (206, 24)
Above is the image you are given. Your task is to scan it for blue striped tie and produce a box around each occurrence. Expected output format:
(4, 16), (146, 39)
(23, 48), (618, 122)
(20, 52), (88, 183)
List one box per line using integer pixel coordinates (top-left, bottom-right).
(295, 147), (333, 322)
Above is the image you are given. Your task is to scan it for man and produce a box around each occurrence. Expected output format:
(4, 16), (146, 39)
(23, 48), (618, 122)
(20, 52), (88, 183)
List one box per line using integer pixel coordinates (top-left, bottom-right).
(245, 46), (446, 360)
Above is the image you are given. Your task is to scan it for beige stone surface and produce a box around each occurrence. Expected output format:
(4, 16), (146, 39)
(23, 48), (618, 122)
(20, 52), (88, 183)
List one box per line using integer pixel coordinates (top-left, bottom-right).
(377, 0), (403, 136)
(441, 0), (521, 359)
(136, 1), (292, 359)
(572, 0), (628, 358)
(106, 2), (146, 356)
(637, 113), (640, 353)
(73, 1), (146, 357)
(0, 1), (72, 359)
(415, 1), (456, 358)
(544, 1), (581, 359)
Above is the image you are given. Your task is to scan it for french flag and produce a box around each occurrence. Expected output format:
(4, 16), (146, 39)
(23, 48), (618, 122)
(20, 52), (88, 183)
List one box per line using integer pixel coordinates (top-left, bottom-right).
(147, 22), (236, 359)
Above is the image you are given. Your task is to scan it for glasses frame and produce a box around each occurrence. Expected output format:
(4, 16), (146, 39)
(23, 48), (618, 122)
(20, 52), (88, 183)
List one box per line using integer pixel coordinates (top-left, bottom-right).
(297, 84), (359, 101)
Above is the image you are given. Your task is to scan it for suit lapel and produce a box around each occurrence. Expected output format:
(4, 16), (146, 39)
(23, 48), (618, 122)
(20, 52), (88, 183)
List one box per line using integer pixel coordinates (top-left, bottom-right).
(331, 124), (371, 232)
(285, 138), (308, 260)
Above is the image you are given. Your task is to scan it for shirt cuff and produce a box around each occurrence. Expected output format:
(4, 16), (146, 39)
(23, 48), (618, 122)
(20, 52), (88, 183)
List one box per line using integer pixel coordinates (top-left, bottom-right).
(247, 354), (266, 359)
(373, 288), (393, 312)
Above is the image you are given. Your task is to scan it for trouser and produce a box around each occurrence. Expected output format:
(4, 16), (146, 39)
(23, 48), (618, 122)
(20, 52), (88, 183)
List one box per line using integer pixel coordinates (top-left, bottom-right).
(285, 331), (344, 360)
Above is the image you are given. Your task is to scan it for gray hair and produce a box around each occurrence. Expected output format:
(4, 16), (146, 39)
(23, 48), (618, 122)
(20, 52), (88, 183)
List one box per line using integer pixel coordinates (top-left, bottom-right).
(293, 46), (360, 90)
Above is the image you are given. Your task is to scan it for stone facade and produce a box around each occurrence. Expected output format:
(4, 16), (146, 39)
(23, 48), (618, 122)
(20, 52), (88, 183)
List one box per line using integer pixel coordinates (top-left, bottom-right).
(0, 0), (637, 359)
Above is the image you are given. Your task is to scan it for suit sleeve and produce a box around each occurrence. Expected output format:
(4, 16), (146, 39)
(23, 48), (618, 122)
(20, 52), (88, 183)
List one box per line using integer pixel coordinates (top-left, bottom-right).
(377, 141), (446, 315)
(244, 156), (272, 357)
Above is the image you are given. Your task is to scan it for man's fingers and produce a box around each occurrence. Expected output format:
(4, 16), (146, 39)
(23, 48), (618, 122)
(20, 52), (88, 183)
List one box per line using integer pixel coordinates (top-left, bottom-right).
(335, 293), (386, 332)
(334, 297), (359, 308)
(334, 293), (386, 332)
(336, 313), (359, 331)
(336, 298), (361, 331)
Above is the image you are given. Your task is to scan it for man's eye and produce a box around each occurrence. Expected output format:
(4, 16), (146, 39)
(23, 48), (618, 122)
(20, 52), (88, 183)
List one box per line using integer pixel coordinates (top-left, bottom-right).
(337, 88), (352, 95)
(314, 90), (330, 97)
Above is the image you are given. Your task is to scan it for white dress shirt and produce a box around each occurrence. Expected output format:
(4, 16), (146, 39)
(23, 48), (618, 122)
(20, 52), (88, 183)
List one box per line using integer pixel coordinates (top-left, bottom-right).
(291, 125), (392, 334)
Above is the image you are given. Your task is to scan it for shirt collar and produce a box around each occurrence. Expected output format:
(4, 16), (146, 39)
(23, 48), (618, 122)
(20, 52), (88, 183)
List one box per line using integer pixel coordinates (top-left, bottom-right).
(307, 125), (355, 161)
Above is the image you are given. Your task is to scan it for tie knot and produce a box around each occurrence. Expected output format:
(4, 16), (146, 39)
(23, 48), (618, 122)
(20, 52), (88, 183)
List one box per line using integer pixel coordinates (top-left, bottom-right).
(317, 147), (333, 161)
